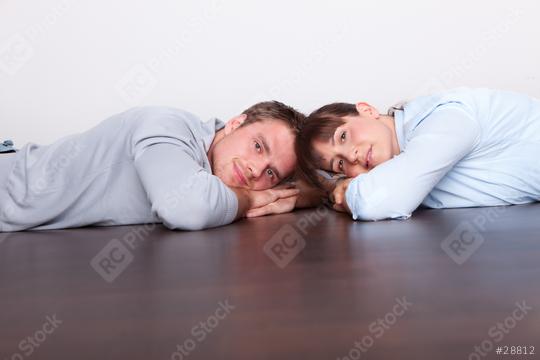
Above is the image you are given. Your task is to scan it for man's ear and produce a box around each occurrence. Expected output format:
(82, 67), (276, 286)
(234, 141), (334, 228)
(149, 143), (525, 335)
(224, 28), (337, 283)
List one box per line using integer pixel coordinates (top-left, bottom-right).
(355, 102), (380, 119)
(224, 114), (247, 135)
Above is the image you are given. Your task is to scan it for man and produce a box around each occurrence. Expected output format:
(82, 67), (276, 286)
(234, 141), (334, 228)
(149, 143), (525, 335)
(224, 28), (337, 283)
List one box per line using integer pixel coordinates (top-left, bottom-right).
(0, 102), (322, 232)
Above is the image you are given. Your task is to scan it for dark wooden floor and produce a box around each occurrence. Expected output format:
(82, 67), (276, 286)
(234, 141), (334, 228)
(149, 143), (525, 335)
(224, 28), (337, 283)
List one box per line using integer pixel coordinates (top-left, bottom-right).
(1, 204), (539, 360)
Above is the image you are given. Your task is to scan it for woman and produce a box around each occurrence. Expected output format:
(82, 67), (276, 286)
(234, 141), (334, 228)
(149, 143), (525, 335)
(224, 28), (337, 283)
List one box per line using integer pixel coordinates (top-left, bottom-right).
(297, 87), (540, 221)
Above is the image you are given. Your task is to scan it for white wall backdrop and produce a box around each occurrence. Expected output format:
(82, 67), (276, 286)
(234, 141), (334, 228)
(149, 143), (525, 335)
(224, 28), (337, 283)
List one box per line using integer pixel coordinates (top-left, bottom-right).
(1, 0), (539, 146)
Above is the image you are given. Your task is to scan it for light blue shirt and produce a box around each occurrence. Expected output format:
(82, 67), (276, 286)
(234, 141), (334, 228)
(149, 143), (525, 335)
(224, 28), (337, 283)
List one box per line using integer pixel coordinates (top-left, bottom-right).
(346, 88), (540, 221)
(0, 106), (238, 232)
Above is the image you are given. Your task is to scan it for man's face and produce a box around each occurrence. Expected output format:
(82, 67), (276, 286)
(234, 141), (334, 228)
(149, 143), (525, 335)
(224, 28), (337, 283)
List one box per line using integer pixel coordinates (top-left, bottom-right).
(210, 119), (297, 190)
(312, 106), (396, 178)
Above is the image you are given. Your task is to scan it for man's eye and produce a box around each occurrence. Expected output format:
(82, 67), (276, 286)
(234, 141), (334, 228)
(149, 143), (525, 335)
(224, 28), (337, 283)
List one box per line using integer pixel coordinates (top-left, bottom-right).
(340, 131), (346, 142)
(255, 142), (261, 152)
(266, 169), (274, 177)
(338, 159), (344, 171)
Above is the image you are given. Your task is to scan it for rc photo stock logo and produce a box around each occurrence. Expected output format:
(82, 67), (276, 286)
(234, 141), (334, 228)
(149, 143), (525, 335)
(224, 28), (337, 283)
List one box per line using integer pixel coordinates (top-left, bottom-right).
(0, 34), (35, 76)
(90, 238), (134, 283)
(115, 64), (158, 105)
(89, 177), (198, 283)
(441, 221), (485, 265)
(263, 224), (306, 269)
(441, 206), (507, 265)
(114, 0), (224, 105)
(0, 1), (70, 76)
(2, 314), (63, 360)
(263, 205), (330, 268)
(90, 223), (156, 283)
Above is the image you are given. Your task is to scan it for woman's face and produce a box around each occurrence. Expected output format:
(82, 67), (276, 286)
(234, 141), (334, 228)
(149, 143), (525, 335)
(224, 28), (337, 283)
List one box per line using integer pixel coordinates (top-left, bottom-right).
(311, 104), (398, 178)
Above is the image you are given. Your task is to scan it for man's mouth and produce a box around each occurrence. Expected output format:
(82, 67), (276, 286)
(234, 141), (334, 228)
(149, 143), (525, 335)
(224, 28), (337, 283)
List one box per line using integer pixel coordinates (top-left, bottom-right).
(233, 162), (249, 187)
(365, 146), (373, 169)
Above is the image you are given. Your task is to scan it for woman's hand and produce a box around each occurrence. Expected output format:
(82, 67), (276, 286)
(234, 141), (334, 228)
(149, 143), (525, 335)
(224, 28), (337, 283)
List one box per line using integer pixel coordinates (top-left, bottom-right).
(331, 178), (353, 214)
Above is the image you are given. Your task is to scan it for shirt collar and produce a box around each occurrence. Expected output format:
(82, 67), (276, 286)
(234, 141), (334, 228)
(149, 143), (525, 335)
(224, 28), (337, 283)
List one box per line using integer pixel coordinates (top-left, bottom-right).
(392, 109), (406, 153)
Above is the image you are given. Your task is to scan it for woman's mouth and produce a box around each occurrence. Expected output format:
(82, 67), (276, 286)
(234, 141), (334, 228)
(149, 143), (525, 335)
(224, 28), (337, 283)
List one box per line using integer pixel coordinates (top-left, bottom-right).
(365, 146), (373, 168)
(233, 163), (248, 187)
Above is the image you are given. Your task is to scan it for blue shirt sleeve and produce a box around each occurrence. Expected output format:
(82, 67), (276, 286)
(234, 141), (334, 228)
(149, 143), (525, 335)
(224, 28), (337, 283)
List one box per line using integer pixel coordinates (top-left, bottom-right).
(345, 103), (482, 221)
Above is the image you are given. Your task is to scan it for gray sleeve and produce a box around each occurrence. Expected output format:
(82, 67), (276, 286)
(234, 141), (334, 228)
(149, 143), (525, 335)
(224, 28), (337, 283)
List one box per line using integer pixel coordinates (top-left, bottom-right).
(130, 109), (238, 230)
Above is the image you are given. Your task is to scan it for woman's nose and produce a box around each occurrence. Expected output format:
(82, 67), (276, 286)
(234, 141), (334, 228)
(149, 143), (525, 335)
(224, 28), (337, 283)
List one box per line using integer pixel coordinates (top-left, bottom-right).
(347, 148), (359, 163)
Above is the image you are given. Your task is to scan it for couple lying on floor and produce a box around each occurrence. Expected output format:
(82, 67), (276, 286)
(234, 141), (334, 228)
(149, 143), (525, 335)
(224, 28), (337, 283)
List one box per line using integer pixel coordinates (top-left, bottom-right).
(1, 87), (540, 232)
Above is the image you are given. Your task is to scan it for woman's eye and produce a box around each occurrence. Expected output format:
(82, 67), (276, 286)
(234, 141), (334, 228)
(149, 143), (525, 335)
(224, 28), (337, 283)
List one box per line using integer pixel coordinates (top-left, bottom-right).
(255, 142), (261, 152)
(266, 169), (274, 177)
(340, 131), (346, 142)
(338, 159), (344, 171)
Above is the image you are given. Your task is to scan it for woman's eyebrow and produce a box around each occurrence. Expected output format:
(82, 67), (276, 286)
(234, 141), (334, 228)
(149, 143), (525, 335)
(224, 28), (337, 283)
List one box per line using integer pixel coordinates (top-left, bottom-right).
(328, 129), (339, 170)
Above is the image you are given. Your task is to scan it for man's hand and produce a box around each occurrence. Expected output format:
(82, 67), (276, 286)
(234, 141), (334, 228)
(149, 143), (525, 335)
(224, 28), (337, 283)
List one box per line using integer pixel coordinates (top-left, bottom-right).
(245, 178), (326, 218)
(231, 187), (299, 219)
(331, 178), (353, 214)
(246, 194), (297, 218)
(249, 187), (300, 209)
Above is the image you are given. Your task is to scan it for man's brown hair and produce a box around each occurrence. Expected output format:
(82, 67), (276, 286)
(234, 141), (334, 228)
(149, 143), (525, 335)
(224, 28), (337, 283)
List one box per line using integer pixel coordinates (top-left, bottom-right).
(240, 101), (306, 182)
(241, 101), (306, 135)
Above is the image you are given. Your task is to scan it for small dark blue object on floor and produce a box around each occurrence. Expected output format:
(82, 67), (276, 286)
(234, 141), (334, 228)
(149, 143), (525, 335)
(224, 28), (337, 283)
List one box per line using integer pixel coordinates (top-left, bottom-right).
(0, 139), (16, 153)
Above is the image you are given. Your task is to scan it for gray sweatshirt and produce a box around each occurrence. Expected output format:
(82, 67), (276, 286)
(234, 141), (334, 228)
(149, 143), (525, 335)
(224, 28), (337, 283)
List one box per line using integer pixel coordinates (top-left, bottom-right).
(0, 106), (238, 232)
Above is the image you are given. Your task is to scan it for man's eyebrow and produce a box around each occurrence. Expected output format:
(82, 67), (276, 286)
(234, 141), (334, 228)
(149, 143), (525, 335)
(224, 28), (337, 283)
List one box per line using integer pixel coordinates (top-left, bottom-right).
(257, 133), (271, 156)
(273, 167), (282, 181)
(329, 158), (334, 172)
(257, 133), (282, 180)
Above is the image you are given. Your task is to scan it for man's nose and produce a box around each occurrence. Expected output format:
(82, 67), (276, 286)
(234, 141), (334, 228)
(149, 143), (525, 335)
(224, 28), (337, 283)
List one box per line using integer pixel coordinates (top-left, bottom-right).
(247, 162), (264, 179)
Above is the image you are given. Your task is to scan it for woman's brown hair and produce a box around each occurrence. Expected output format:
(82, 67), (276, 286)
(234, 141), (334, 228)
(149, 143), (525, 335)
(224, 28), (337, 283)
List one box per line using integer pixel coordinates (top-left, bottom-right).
(296, 103), (358, 189)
